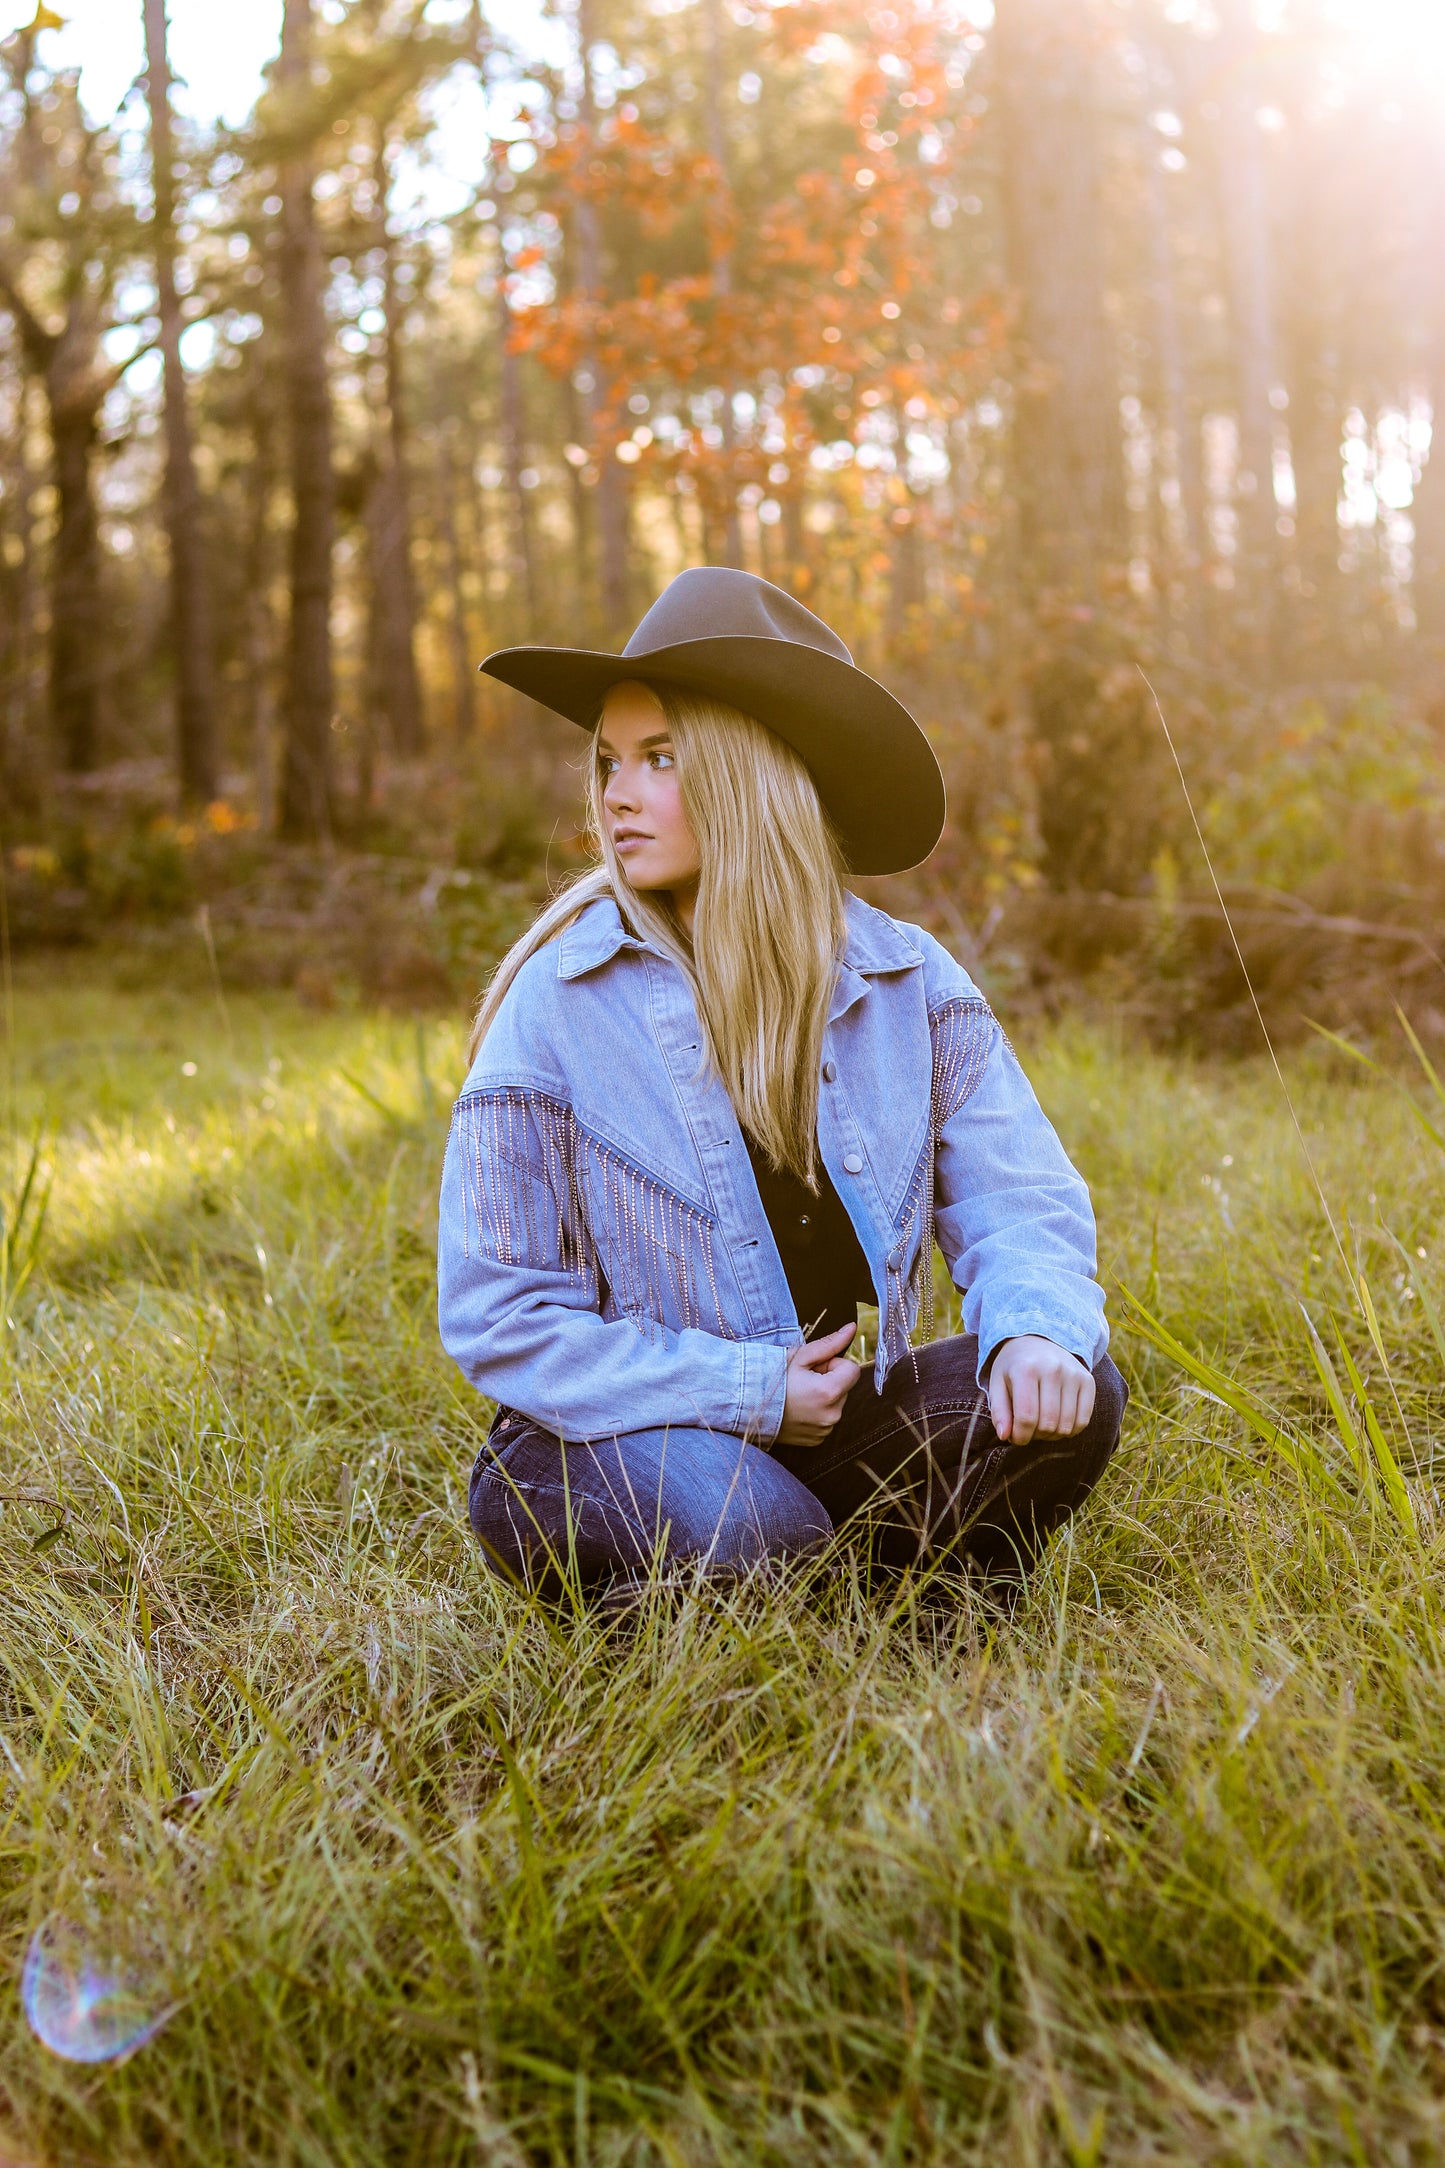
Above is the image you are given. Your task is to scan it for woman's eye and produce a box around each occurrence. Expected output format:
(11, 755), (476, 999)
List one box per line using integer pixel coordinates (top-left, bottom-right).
(649, 751), (675, 770)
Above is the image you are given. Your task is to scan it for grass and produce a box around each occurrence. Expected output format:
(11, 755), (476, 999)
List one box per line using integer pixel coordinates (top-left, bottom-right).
(2, 954), (1445, 2163)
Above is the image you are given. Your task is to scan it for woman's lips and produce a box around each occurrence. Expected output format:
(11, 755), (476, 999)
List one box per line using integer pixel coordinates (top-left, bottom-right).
(613, 831), (652, 852)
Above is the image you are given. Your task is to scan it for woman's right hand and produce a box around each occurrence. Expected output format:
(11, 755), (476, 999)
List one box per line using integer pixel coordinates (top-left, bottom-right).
(777, 1322), (862, 1447)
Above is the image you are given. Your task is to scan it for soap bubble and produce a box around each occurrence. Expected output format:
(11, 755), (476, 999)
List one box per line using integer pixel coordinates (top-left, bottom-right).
(21, 1918), (170, 2065)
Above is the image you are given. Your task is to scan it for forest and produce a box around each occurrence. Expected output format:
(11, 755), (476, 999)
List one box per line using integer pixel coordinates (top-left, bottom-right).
(5, 4), (1445, 2162)
(1, 0), (1441, 1035)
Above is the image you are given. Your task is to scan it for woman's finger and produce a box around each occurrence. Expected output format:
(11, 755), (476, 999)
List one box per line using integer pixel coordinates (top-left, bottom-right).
(803, 1322), (858, 1362)
(1010, 1368), (1040, 1445)
(988, 1368), (1013, 1441)
(1037, 1371), (1064, 1438)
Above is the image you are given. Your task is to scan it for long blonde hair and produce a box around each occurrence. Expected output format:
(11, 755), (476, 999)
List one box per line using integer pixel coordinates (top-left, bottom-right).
(468, 686), (846, 1184)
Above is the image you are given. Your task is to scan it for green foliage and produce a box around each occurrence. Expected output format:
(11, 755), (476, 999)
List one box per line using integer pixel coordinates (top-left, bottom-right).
(1028, 650), (1174, 896)
(2, 969), (1445, 2160)
(1202, 693), (1445, 896)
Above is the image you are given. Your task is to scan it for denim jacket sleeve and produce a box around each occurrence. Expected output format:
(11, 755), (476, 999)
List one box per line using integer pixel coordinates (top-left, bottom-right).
(917, 929), (1108, 1379)
(437, 1118), (787, 1444)
(436, 953), (789, 1444)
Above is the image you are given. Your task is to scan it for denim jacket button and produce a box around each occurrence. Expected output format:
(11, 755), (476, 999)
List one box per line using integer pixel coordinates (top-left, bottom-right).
(822, 1060), (837, 1082)
(842, 1152), (864, 1174)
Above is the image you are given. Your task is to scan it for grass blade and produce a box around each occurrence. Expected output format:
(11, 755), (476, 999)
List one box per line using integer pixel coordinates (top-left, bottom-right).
(1298, 1306), (1370, 1485)
(1331, 1316), (1417, 1536)
(1390, 1236), (1445, 1375)
(1119, 1285), (1348, 1505)
(1396, 1005), (1445, 1122)
(1307, 1019), (1445, 1155)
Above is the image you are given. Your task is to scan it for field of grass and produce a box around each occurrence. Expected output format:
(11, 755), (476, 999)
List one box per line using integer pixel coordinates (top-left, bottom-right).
(2, 955), (1444, 2164)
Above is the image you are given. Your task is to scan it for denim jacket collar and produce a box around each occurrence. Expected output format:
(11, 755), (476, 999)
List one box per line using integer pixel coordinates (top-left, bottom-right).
(555, 892), (921, 1014)
(556, 898), (646, 980)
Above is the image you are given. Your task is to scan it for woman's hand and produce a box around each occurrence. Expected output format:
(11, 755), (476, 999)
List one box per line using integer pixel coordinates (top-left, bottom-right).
(778, 1322), (862, 1447)
(988, 1335), (1095, 1447)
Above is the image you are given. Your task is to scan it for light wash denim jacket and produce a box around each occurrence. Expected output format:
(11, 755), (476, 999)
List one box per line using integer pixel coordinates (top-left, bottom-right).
(437, 892), (1108, 1444)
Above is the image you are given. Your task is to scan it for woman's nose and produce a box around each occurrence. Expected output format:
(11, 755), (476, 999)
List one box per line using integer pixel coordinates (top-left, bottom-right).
(603, 765), (638, 814)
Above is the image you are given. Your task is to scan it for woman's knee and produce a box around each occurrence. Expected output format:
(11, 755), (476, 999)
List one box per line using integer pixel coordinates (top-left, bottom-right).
(469, 1424), (831, 1586)
(661, 1433), (832, 1568)
(1085, 1354), (1128, 1463)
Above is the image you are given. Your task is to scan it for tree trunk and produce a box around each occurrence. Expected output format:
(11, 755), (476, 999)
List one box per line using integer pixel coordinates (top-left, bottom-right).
(1210, 0), (1280, 665)
(1139, 73), (1204, 642)
(46, 357), (104, 772)
(367, 199), (424, 757)
(1286, 342), (1345, 668)
(498, 283), (542, 632)
(993, 0), (1125, 603)
(243, 407), (278, 830)
(276, 0), (335, 840)
(576, 0), (630, 634)
(0, 373), (40, 814)
(888, 490), (925, 638)
(1414, 147), (1445, 651)
(142, 0), (218, 805)
(783, 486), (809, 595)
(435, 431), (476, 740)
(702, 0), (743, 570)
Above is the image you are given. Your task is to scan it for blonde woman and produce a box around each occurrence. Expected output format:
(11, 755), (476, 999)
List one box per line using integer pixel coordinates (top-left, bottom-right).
(438, 569), (1124, 1600)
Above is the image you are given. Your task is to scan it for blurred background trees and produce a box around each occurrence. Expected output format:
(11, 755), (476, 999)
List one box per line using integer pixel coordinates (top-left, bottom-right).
(1, 0), (1442, 1033)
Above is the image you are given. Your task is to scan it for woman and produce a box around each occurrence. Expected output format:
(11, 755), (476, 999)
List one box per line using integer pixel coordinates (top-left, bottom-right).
(438, 568), (1125, 1599)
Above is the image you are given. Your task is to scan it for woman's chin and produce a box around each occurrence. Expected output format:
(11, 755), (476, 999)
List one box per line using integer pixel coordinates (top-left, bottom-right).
(622, 863), (674, 894)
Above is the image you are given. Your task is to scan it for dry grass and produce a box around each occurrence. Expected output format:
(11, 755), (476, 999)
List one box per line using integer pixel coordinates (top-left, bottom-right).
(1, 957), (1443, 2164)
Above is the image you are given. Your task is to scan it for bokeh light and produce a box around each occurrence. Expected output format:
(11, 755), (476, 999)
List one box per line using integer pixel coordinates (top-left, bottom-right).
(21, 1919), (170, 2066)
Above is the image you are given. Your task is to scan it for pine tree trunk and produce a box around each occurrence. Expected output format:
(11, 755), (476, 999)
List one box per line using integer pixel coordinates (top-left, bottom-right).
(47, 361), (104, 773)
(143, 0), (218, 806)
(0, 377), (41, 814)
(1287, 347), (1345, 667)
(993, 0), (1124, 603)
(1140, 84), (1204, 642)
(1414, 152), (1445, 650)
(888, 491), (925, 637)
(236, 382), (279, 827)
(577, 0), (630, 634)
(1210, 0), (1280, 667)
(498, 287), (542, 632)
(435, 431), (476, 740)
(276, 0), (335, 840)
(702, 0), (743, 570)
(367, 212), (424, 757)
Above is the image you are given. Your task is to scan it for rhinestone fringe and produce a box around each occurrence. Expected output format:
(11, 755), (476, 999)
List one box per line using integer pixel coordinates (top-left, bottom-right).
(879, 996), (998, 1375)
(455, 1088), (731, 1341)
(457, 998), (996, 1382)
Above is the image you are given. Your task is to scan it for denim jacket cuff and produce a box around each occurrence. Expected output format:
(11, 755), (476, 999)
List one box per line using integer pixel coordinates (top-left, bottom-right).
(976, 1310), (1108, 1391)
(739, 1339), (790, 1444)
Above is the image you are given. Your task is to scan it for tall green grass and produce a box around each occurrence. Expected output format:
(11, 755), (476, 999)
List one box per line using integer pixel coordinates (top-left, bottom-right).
(2, 959), (1444, 2164)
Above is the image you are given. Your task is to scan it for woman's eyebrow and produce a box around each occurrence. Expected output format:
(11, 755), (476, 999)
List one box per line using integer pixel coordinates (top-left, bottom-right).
(597, 732), (673, 754)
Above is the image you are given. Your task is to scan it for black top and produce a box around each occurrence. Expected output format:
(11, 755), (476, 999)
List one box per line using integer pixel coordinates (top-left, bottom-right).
(742, 1133), (874, 1342)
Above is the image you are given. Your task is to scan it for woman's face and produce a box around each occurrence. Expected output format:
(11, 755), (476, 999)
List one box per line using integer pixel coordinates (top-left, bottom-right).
(597, 682), (702, 919)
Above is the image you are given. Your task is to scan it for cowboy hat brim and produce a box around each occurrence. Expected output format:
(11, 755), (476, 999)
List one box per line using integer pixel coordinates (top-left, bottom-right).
(479, 633), (945, 877)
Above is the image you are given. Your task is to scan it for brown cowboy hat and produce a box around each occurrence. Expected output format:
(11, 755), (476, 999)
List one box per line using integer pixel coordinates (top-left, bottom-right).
(478, 567), (945, 876)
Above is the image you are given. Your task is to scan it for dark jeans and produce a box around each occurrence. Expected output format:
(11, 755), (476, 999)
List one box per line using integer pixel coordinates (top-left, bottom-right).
(468, 1335), (1126, 1597)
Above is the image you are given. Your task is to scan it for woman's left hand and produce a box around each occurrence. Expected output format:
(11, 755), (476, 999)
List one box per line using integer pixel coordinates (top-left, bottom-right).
(988, 1336), (1094, 1446)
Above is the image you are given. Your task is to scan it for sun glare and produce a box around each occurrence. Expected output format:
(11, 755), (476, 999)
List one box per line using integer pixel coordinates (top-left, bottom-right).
(1323, 0), (1445, 78)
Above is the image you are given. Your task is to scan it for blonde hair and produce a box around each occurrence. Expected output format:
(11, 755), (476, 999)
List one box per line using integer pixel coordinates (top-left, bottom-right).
(468, 686), (846, 1184)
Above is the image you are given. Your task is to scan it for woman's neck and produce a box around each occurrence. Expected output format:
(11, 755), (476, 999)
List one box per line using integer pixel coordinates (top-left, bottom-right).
(669, 878), (699, 938)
